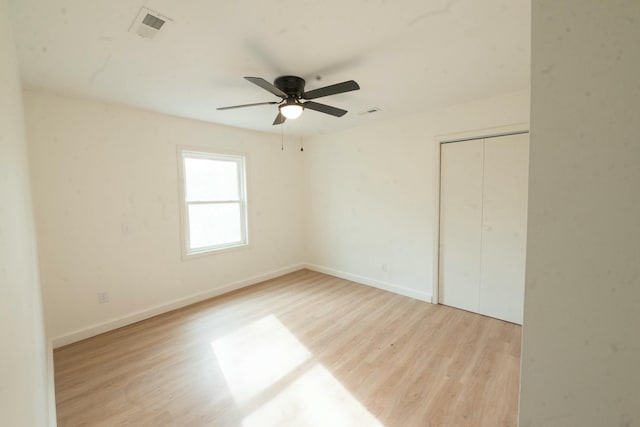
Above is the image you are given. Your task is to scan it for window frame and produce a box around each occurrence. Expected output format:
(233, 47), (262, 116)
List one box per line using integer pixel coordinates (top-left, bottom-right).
(178, 147), (249, 258)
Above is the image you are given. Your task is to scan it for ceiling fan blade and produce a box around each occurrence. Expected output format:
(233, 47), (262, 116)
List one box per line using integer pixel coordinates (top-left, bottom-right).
(272, 112), (286, 125)
(303, 101), (348, 117)
(245, 77), (288, 98)
(217, 101), (279, 111)
(302, 80), (360, 100)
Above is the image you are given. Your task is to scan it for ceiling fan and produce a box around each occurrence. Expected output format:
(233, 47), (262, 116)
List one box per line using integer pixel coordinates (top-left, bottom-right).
(217, 76), (360, 125)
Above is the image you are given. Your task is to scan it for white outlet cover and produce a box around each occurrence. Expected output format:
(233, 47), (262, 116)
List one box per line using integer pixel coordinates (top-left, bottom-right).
(98, 291), (109, 304)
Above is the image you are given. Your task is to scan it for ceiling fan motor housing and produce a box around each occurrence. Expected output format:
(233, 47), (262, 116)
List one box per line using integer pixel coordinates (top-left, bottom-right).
(274, 76), (306, 98)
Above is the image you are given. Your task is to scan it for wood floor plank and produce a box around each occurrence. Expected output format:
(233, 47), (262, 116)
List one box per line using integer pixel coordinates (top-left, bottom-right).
(54, 269), (522, 426)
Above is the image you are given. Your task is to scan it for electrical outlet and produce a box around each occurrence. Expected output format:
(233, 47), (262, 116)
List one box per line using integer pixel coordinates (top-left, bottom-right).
(98, 291), (109, 304)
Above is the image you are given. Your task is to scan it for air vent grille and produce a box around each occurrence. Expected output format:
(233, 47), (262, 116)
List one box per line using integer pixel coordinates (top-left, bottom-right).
(129, 7), (172, 39)
(142, 14), (165, 30)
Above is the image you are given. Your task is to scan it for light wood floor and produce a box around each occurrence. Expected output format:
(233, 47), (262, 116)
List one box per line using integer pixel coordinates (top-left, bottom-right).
(54, 269), (521, 427)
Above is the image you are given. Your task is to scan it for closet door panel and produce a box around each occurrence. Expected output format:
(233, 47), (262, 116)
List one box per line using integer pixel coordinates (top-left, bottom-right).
(439, 139), (484, 313)
(479, 133), (529, 324)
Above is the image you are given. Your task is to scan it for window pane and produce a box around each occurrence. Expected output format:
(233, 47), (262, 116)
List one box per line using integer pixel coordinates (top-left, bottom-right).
(188, 203), (242, 250)
(184, 158), (239, 201)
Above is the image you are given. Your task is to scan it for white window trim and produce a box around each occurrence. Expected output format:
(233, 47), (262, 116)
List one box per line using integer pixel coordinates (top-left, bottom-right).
(178, 147), (249, 259)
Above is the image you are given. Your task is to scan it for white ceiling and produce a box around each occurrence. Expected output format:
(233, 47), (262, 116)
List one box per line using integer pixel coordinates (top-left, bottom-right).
(10, 0), (530, 135)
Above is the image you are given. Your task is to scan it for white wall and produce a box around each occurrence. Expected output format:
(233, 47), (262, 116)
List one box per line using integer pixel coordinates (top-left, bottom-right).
(25, 91), (305, 346)
(303, 90), (529, 301)
(0, 0), (52, 424)
(520, 2), (640, 426)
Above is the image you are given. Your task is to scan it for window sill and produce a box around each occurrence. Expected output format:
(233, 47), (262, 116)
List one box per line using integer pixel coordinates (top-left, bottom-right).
(181, 242), (250, 261)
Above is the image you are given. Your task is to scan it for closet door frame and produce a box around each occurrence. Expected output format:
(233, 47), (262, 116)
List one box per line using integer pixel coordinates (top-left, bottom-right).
(432, 123), (529, 306)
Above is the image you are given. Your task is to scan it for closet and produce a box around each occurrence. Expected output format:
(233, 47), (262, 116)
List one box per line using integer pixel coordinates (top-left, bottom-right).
(439, 132), (529, 324)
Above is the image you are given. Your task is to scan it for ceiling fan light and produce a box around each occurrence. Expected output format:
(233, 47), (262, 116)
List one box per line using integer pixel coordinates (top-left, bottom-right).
(280, 102), (303, 120)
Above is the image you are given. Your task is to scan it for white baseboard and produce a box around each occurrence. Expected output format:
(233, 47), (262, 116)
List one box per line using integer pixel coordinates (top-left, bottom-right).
(46, 340), (57, 425)
(52, 262), (432, 348)
(51, 264), (305, 348)
(304, 263), (432, 303)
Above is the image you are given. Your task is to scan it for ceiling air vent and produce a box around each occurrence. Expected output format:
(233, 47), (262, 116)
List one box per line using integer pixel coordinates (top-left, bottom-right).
(129, 7), (172, 39)
(142, 14), (165, 30)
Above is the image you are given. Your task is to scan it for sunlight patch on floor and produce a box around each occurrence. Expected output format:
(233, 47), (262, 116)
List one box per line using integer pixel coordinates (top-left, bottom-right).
(211, 314), (384, 426)
(211, 315), (311, 403)
(242, 363), (384, 427)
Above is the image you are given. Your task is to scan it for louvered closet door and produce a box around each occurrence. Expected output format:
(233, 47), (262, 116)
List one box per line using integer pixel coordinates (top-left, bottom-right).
(439, 133), (529, 324)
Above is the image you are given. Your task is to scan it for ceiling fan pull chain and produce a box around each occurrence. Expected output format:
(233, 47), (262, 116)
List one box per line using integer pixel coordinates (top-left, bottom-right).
(281, 121), (284, 151)
(300, 120), (304, 152)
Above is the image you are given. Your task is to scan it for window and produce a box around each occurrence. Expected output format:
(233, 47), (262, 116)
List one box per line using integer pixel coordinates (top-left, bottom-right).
(179, 149), (248, 256)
